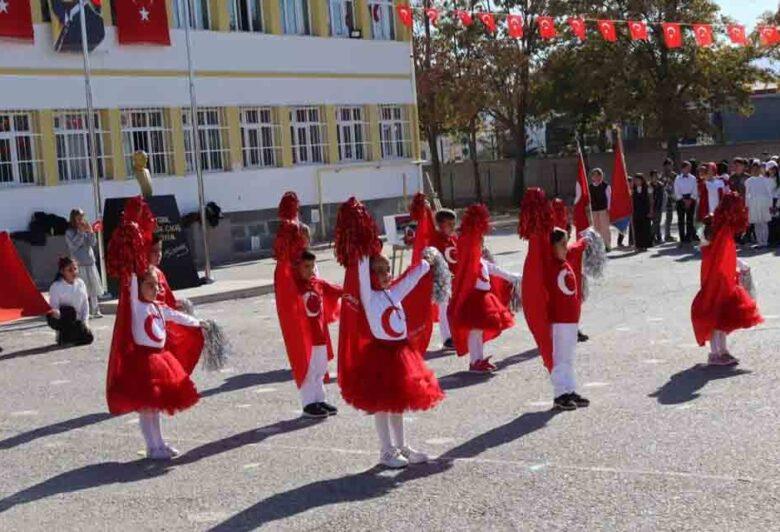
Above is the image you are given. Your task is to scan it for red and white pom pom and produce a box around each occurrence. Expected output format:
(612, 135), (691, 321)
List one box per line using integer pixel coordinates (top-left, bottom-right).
(551, 198), (568, 230)
(334, 197), (382, 266)
(409, 192), (429, 222)
(713, 192), (748, 235)
(460, 203), (491, 238)
(107, 196), (157, 279)
(518, 188), (553, 239)
(273, 220), (308, 263)
(278, 191), (300, 222)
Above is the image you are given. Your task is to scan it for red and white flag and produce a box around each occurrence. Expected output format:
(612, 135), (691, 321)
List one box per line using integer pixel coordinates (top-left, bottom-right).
(727, 24), (748, 46)
(424, 7), (439, 26)
(662, 22), (683, 48)
(115, 0), (171, 45)
(455, 10), (473, 27)
(396, 3), (413, 28)
(537, 16), (556, 39)
(597, 20), (617, 42)
(609, 134), (633, 224)
(573, 145), (591, 234)
(477, 12), (496, 33)
(693, 24), (714, 47)
(0, 0), (34, 41)
(567, 17), (586, 41)
(506, 14), (523, 38)
(628, 20), (648, 41)
(758, 25), (780, 47)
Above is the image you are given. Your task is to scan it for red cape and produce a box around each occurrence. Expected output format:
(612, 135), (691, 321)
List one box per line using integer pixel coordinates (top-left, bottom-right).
(573, 149), (591, 234)
(522, 234), (554, 371)
(0, 232), (50, 323)
(155, 267), (204, 375)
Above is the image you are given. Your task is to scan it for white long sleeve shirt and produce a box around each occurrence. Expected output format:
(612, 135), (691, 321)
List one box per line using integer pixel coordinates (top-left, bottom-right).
(49, 278), (90, 323)
(476, 259), (519, 292)
(674, 173), (699, 200)
(358, 258), (430, 341)
(130, 273), (200, 349)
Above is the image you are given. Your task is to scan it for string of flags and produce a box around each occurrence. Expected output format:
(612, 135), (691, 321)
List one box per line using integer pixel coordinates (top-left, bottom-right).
(396, 5), (780, 48)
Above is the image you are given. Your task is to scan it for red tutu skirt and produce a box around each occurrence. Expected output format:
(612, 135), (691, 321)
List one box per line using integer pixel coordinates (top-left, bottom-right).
(341, 339), (444, 414)
(458, 289), (514, 332)
(714, 286), (763, 334)
(108, 345), (200, 415)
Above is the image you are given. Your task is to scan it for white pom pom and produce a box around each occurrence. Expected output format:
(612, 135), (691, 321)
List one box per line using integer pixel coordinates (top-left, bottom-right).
(423, 246), (452, 304)
(201, 319), (232, 372)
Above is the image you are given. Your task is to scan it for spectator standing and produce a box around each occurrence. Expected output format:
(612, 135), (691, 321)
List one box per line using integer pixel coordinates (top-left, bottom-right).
(662, 158), (677, 242)
(729, 157), (749, 197)
(65, 209), (103, 318)
(588, 168), (612, 251)
(674, 161), (699, 245)
(631, 173), (654, 251)
(746, 161), (777, 248)
(649, 170), (666, 244)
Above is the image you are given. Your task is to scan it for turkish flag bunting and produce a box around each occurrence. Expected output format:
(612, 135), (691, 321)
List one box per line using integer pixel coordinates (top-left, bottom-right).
(597, 20), (617, 42)
(537, 16), (556, 39)
(727, 24), (747, 45)
(455, 10), (473, 27)
(628, 20), (648, 41)
(662, 22), (683, 48)
(0, 0), (34, 41)
(506, 15), (523, 38)
(758, 25), (780, 46)
(567, 17), (586, 41)
(424, 7), (438, 26)
(396, 3), (413, 28)
(115, 0), (171, 45)
(477, 12), (496, 33)
(693, 24), (714, 47)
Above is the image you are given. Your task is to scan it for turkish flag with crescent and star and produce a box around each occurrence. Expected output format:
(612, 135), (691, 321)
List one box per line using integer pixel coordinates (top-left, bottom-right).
(567, 17), (586, 41)
(115, 0), (171, 45)
(455, 9), (473, 27)
(758, 25), (779, 47)
(424, 7), (438, 26)
(628, 20), (648, 41)
(597, 19), (617, 42)
(662, 22), (683, 48)
(396, 4), (412, 27)
(693, 24), (714, 47)
(727, 24), (747, 46)
(506, 14), (523, 38)
(477, 12), (496, 33)
(537, 16), (556, 39)
(0, 0), (34, 41)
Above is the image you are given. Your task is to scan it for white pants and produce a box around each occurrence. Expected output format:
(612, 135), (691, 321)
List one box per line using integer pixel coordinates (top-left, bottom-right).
(139, 410), (164, 450)
(468, 329), (484, 364)
(374, 412), (405, 452)
(710, 329), (728, 355)
(438, 300), (451, 342)
(551, 323), (578, 398)
(300, 345), (328, 407)
(755, 222), (769, 246)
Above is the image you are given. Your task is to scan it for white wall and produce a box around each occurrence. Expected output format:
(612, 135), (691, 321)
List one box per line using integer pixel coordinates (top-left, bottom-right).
(0, 163), (418, 232)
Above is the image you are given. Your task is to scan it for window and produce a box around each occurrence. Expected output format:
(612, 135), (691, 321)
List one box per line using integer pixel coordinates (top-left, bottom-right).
(290, 107), (327, 165)
(230, 0), (264, 32)
(54, 110), (108, 182)
(336, 106), (368, 161)
(121, 109), (173, 176)
(240, 107), (281, 168)
(280, 0), (310, 35)
(172, 0), (211, 30)
(379, 105), (411, 159)
(330, 0), (355, 37)
(367, 0), (394, 40)
(182, 108), (229, 173)
(0, 111), (42, 187)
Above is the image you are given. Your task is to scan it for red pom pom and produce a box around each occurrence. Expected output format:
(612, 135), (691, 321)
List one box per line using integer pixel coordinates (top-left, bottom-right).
(518, 188), (553, 239)
(551, 198), (568, 229)
(278, 192), (300, 222)
(273, 221), (308, 263)
(334, 197), (381, 266)
(122, 196), (156, 246)
(713, 192), (748, 235)
(107, 197), (156, 279)
(460, 203), (490, 238)
(409, 192), (428, 221)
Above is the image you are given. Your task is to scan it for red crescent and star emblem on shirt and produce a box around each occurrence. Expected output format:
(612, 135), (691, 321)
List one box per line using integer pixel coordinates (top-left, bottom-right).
(381, 306), (404, 338)
(143, 309), (164, 343)
(303, 291), (322, 318)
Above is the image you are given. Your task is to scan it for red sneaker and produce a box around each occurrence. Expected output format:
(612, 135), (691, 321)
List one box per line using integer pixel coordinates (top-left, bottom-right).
(469, 358), (495, 374)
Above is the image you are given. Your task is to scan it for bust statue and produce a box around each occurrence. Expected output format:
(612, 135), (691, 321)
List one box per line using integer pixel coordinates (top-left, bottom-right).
(132, 150), (153, 198)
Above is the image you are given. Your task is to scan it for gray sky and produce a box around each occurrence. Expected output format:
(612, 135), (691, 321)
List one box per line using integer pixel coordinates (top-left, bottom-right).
(717, 0), (777, 25)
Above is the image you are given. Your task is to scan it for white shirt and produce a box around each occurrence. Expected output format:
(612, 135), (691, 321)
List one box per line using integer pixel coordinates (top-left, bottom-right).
(704, 179), (727, 214)
(49, 278), (90, 323)
(358, 258), (430, 342)
(130, 274), (200, 349)
(673, 173), (699, 200)
(475, 259), (519, 292)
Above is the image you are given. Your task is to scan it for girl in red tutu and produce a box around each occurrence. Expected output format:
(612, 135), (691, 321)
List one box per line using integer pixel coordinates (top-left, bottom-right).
(106, 197), (206, 460)
(336, 197), (443, 469)
(692, 193), (763, 366)
(448, 204), (519, 373)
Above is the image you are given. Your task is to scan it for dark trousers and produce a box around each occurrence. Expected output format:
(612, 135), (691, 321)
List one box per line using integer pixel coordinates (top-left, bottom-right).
(47, 306), (94, 346)
(652, 211), (663, 243)
(664, 207), (675, 240)
(676, 199), (696, 243)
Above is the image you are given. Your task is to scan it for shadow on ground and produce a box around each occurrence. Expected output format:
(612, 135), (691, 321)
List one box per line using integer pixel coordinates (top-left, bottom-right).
(649, 364), (751, 405)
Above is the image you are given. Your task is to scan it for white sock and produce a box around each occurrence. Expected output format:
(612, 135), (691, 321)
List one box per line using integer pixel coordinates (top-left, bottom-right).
(150, 411), (165, 449)
(468, 329), (484, 364)
(138, 411), (157, 450)
(374, 413), (393, 453)
(388, 413), (405, 449)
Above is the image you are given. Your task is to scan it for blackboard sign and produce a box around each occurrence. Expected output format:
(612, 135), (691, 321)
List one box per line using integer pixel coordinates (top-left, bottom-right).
(103, 195), (201, 293)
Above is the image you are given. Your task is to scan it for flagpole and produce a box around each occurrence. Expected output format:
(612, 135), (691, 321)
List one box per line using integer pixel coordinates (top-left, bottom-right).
(78, 0), (108, 296)
(182, 0), (213, 283)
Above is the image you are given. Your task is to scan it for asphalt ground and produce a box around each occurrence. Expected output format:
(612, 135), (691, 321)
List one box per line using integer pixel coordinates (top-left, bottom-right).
(1, 228), (778, 531)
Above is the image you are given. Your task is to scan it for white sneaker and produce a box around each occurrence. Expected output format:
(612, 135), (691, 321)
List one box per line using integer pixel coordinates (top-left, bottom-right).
(379, 448), (409, 469)
(162, 444), (180, 457)
(399, 446), (429, 464)
(147, 447), (175, 460)
(91, 312), (104, 319)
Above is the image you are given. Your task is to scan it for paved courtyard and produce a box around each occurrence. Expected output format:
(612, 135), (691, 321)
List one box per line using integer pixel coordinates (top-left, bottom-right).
(1, 229), (779, 531)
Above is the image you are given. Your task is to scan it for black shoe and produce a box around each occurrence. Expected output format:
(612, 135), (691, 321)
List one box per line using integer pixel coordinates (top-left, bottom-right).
(302, 403), (329, 418)
(569, 393), (590, 408)
(443, 338), (454, 350)
(577, 330), (589, 343)
(318, 402), (338, 416)
(553, 394), (577, 411)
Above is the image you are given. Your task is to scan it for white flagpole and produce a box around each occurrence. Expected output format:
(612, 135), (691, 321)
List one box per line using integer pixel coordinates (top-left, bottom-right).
(182, 0), (213, 283)
(78, 0), (108, 295)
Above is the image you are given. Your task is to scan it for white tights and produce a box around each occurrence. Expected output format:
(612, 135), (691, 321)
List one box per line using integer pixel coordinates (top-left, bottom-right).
(468, 329), (484, 364)
(755, 223), (769, 247)
(710, 330), (728, 355)
(374, 412), (405, 452)
(139, 410), (165, 450)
